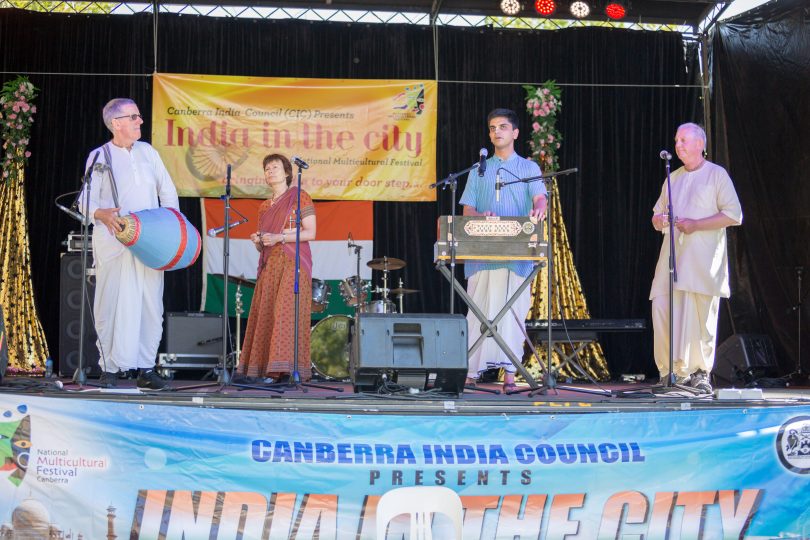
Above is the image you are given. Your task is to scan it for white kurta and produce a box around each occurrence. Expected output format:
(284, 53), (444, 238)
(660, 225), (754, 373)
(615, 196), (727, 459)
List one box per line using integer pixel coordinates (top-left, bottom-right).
(466, 268), (532, 377)
(649, 161), (742, 377)
(79, 141), (179, 371)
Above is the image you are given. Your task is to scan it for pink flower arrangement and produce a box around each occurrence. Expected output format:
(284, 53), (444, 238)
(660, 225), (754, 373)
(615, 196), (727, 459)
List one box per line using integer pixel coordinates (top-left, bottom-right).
(0, 75), (37, 183)
(523, 81), (563, 172)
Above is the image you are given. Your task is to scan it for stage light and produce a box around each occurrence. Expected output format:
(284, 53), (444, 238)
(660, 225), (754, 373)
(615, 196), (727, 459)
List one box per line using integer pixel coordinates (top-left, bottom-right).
(534, 0), (557, 16)
(500, 0), (522, 15)
(604, 1), (627, 19)
(569, 0), (591, 18)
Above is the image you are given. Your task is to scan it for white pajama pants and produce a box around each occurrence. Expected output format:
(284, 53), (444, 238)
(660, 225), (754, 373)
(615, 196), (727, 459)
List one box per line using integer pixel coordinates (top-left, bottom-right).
(93, 249), (164, 372)
(652, 290), (720, 379)
(466, 268), (532, 378)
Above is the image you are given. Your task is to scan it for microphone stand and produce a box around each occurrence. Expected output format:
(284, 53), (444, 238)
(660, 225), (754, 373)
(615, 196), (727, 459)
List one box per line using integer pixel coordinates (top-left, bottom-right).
(180, 165), (264, 392)
(64, 154), (100, 386)
(648, 156), (698, 395)
(430, 160), (483, 315)
(265, 163), (342, 394)
(497, 168), (609, 397)
(787, 267), (809, 385)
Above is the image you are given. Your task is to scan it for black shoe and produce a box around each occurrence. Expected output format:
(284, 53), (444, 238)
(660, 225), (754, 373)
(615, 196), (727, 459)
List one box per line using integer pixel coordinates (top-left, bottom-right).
(232, 373), (262, 384)
(98, 371), (119, 388)
(137, 369), (168, 391)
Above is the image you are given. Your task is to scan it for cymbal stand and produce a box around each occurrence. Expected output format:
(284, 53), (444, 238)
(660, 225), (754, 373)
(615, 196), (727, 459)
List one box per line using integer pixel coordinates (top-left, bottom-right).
(397, 278), (404, 313)
(348, 236), (365, 313)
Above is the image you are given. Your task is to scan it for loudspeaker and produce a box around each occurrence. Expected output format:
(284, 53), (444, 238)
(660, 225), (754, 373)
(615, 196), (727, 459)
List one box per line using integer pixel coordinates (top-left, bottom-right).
(350, 313), (468, 395)
(159, 312), (224, 371)
(712, 334), (778, 387)
(59, 253), (100, 376)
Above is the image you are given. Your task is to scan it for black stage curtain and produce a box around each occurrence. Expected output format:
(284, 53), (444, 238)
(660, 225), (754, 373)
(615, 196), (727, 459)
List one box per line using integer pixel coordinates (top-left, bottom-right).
(1, 9), (700, 377)
(712, 0), (810, 374)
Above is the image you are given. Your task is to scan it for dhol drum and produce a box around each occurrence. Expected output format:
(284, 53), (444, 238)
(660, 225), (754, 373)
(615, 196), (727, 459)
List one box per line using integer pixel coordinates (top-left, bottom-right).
(311, 279), (331, 313)
(339, 276), (369, 306)
(310, 315), (352, 381)
(114, 207), (201, 271)
(359, 300), (397, 314)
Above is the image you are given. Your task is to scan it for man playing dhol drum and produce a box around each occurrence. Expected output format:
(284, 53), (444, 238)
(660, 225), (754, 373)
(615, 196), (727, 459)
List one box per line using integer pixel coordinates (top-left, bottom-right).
(79, 98), (179, 390)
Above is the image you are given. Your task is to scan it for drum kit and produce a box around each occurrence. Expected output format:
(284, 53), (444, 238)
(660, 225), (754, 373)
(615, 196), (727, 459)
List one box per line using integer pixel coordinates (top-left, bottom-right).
(310, 255), (420, 381)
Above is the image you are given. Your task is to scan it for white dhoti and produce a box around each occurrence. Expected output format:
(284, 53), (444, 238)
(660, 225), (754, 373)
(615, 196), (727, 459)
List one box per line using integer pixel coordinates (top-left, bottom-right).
(466, 268), (532, 378)
(651, 291), (720, 378)
(93, 248), (164, 372)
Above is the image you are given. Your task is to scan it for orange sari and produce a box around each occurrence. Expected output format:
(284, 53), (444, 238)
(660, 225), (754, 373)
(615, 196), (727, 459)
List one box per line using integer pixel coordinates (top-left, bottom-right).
(240, 188), (315, 380)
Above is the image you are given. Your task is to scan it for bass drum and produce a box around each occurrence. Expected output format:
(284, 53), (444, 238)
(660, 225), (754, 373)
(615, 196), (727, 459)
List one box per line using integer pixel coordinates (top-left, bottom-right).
(310, 315), (352, 381)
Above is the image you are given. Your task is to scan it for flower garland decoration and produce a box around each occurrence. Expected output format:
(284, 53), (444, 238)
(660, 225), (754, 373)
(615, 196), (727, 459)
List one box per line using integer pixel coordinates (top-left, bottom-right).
(1, 76), (38, 183)
(523, 80), (562, 172)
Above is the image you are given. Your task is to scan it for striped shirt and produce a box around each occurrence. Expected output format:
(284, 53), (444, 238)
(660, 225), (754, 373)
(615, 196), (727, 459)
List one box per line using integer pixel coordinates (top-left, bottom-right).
(458, 152), (546, 278)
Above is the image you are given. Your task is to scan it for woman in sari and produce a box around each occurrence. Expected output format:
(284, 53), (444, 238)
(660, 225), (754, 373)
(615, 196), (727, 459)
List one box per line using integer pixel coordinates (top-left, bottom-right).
(236, 153), (316, 383)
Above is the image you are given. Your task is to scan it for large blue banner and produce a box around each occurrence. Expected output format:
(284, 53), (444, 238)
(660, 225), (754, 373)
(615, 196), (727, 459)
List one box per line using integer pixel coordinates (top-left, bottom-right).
(0, 394), (809, 538)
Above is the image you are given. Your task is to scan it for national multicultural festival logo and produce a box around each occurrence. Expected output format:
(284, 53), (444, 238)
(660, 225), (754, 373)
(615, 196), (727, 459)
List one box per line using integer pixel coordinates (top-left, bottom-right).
(0, 404), (31, 486)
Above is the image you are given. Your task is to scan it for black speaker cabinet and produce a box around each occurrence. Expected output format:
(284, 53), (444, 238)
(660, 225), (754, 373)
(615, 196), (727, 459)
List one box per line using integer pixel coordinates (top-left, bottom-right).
(712, 334), (778, 387)
(59, 253), (100, 376)
(350, 313), (468, 395)
(159, 312), (224, 371)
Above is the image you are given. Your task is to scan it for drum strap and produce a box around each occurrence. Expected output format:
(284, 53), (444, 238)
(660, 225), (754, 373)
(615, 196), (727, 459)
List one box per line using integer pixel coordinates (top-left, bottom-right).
(101, 143), (122, 209)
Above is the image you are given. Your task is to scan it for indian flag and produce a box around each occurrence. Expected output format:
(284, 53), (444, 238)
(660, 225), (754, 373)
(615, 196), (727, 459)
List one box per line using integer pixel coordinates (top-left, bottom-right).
(201, 198), (374, 319)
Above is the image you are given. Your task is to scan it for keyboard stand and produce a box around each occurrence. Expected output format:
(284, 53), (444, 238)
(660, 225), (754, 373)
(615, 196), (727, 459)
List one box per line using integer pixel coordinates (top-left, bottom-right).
(436, 261), (543, 390)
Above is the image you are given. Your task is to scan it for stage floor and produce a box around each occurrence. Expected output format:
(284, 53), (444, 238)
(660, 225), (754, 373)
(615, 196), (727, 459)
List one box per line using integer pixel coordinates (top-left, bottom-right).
(3, 375), (809, 415)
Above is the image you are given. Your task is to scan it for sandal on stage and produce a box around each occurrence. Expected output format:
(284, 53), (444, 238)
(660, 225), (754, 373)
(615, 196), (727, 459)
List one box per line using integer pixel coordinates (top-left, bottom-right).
(502, 382), (518, 393)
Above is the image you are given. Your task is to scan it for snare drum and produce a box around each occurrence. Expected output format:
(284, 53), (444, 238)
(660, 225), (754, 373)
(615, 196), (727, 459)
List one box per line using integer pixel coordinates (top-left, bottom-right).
(311, 279), (331, 313)
(360, 300), (397, 314)
(310, 315), (352, 381)
(339, 276), (368, 306)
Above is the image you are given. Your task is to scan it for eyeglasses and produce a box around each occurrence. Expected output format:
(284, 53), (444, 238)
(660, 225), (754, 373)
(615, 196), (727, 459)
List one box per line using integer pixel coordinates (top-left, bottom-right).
(114, 113), (143, 121)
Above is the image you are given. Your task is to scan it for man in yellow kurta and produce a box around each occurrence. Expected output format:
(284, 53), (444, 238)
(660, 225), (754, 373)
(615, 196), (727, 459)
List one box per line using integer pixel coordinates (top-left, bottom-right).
(650, 123), (742, 394)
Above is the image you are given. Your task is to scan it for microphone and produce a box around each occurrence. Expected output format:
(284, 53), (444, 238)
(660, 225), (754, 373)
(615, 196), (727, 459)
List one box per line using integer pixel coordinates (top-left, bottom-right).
(207, 218), (248, 237)
(495, 168), (501, 202)
(292, 156), (310, 169)
(478, 148), (488, 177)
(56, 202), (85, 223)
(659, 150), (672, 161)
(348, 232), (353, 254)
(83, 151), (101, 182)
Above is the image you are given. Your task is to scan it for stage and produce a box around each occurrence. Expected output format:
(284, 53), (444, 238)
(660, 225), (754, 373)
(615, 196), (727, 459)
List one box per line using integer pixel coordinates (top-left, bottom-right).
(1, 375), (810, 539)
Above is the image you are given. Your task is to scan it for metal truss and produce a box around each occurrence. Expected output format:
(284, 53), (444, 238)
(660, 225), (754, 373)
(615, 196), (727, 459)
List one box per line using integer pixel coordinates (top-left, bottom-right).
(0, 0), (693, 35)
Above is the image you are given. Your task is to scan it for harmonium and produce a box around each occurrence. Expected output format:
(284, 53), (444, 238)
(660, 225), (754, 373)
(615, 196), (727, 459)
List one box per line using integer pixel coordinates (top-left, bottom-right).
(434, 215), (548, 263)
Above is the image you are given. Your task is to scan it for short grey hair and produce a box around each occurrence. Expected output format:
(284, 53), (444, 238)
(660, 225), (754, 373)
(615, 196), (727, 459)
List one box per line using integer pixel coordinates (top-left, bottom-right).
(678, 122), (706, 147)
(102, 98), (137, 133)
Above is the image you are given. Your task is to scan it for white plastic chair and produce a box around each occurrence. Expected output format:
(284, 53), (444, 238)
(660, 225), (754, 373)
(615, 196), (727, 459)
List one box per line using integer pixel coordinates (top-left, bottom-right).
(375, 486), (464, 540)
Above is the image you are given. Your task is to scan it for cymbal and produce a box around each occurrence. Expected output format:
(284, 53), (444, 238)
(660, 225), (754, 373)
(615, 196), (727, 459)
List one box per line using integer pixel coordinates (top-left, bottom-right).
(367, 256), (406, 271)
(390, 287), (420, 295)
(212, 274), (255, 288)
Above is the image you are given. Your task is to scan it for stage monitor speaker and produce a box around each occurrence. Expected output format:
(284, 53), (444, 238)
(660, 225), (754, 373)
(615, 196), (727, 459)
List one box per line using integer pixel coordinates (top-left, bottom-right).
(350, 313), (467, 395)
(159, 312), (224, 372)
(712, 333), (778, 387)
(59, 253), (100, 377)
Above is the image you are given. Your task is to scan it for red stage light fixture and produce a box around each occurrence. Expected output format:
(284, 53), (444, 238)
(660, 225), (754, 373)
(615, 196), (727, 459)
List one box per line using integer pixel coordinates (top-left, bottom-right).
(605, 1), (627, 19)
(534, 0), (557, 16)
